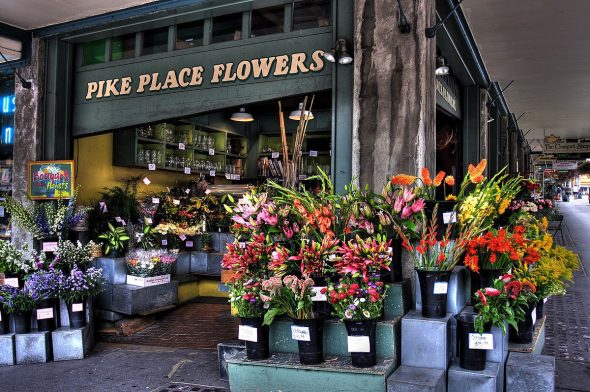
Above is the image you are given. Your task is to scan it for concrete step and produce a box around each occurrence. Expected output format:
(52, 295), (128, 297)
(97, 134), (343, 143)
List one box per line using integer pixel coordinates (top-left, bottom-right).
(15, 331), (52, 364)
(227, 351), (396, 392)
(384, 280), (413, 319)
(97, 281), (179, 316)
(447, 360), (503, 392)
(387, 365), (446, 392)
(0, 333), (15, 366)
(52, 325), (93, 361)
(269, 317), (401, 362)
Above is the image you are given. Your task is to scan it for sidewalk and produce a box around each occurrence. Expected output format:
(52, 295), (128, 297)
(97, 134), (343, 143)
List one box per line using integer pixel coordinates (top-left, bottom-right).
(542, 199), (590, 392)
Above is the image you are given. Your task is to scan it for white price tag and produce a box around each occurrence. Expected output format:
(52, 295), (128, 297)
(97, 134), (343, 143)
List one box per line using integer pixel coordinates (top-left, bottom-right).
(185, 188), (190, 194)
(4, 278), (19, 288)
(42, 242), (59, 252)
(299, 174), (307, 180)
(311, 286), (327, 302)
(173, 199), (180, 205)
(179, 234), (187, 241)
(178, 143), (185, 150)
(468, 333), (494, 350)
(209, 148), (215, 156)
(271, 151), (279, 159)
(291, 326), (311, 341)
(309, 150), (318, 157)
(145, 217), (153, 225)
(443, 211), (457, 224)
(238, 325), (258, 342)
(143, 177), (151, 185)
(209, 170), (216, 177)
(347, 336), (371, 353)
(433, 281), (448, 294)
(148, 163), (156, 171)
(225, 173), (232, 180)
(72, 303), (84, 312)
(36, 308), (54, 320)
(186, 241), (194, 248)
(162, 239), (168, 246)
(152, 197), (160, 204)
(238, 242), (246, 249)
(184, 167), (191, 175)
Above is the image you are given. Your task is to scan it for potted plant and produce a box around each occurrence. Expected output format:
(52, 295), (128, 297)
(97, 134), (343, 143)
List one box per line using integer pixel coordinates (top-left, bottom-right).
(326, 235), (392, 368)
(458, 274), (532, 370)
(0, 241), (39, 287)
(463, 227), (521, 291)
(98, 222), (130, 257)
(261, 275), (323, 365)
(222, 232), (275, 360)
(0, 285), (39, 333)
(58, 266), (104, 328)
(25, 269), (63, 332)
(53, 240), (97, 273)
(398, 208), (469, 318)
(417, 166), (460, 239)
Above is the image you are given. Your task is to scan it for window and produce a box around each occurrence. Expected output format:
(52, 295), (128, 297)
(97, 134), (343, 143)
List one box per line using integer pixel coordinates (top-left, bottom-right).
(142, 27), (169, 55)
(176, 21), (204, 49)
(82, 39), (106, 65)
(111, 34), (135, 61)
(212, 13), (242, 44)
(293, 0), (331, 30)
(251, 5), (284, 37)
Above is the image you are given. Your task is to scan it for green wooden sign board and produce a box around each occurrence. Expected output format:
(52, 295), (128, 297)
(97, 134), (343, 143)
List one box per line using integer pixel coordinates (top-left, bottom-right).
(27, 160), (75, 200)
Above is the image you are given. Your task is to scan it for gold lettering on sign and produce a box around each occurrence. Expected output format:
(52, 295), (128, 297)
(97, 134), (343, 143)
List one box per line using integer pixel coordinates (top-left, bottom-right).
(84, 49), (328, 100)
(436, 79), (457, 112)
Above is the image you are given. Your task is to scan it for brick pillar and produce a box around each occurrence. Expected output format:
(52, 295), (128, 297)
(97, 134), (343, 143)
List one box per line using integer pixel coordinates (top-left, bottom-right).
(12, 38), (45, 248)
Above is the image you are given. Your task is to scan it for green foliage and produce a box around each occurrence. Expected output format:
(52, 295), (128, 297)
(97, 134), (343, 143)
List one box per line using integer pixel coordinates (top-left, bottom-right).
(98, 222), (130, 255)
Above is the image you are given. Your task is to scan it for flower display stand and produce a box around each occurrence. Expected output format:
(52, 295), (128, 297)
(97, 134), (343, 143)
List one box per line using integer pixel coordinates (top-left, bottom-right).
(15, 331), (52, 364)
(387, 365), (446, 392)
(93, 257), (128, 285)
(190, 252), (224, 276)
(217, 340), (246, 381)
(447, 361), (503, 392)
(52, 325), (93, 361)
(227, 352), (396, 392)
(0, 333), (16, 366)
(506, 352), (555, 392)
(171, 252), (192, 275)
(225, 282), (411, 391)
(209, 232), (235, 253)
(508, 315), (546, 355)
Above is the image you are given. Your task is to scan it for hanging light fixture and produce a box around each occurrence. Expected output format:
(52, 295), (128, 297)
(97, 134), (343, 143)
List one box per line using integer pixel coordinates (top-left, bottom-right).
(230, 107), (254, 122)
(323, 38), (353, 65)
(289, 102), (314, 121)
(435, 56), (449, 76)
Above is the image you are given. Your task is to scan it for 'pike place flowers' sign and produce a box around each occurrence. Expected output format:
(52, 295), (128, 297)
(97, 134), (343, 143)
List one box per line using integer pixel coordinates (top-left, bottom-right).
(85, 50), (326, 100)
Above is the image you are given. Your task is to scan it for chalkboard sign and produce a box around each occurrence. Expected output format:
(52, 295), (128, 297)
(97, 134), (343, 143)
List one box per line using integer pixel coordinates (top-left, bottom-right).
(27, 160), (75, 200)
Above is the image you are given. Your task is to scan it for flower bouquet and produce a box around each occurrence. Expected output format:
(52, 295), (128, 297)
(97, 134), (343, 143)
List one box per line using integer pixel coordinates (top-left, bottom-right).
(53, 240), (96, 273)
(456, 274), (534, 370)
(261, 275), (323, 364)
(0, 240), (39, 283)
(126, 249), (176, 277)
(0, 284), (39, 333)
(58, 266), (104, 328)
(25, 269), (63, 331)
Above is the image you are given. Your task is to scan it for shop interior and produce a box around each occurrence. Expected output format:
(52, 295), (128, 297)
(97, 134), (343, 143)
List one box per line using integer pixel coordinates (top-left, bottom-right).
(74, 90), (332, 204)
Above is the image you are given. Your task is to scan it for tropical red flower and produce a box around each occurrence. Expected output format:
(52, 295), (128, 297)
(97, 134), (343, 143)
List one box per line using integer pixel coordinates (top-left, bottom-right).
(504, 280), (522, 299)
(433, 171), (446, 187)
(468, 159), (487, 183)
(475, 290), (487, 306)
(421, 168), (432, 186)
(444, 175), (455, 186)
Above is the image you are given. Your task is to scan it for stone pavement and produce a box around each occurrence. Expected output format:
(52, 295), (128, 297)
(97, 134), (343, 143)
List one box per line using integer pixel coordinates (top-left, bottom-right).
(542, 198), (590, 392)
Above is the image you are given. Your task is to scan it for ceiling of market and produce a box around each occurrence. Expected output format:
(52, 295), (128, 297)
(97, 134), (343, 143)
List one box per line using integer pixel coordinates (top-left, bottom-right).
(0, 0), (157, 30)
(463, 0), (590, 154)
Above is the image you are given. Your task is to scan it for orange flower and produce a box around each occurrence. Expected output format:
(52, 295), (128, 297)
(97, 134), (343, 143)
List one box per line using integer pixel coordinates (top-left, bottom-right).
(421, 168), (432, 186)
(468, 159), (487, 183)
(391, 174), (417, 186)
(445, 175), (455, 186)
(446, 194), (457, 201)
(433, 171), (446, 187)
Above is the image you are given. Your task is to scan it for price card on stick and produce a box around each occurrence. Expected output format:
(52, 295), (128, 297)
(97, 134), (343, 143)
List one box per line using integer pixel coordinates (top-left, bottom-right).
(209, 148), (215, 156)
(186, 241), (194, 248)
(179, 234), (187, 241)
(143, 177), (151, 185)
(291, 326), (311, 341)
(309, 150), (318, 157)
(148, 163), (156, 171)
(184, 167), (191, 175)
(161, 239), (168, 246)
(271, 151), (279, 159)
(433, 282), (448, 294)
(238, 325), (258, 342)
(209, 170), (216, 177)
(443, 212), (457, 224)
(347, 336), (371, 352)
(468, 333), (494, 350)
(152, 197), (159, 204)
(173, 199), (180, 205)
(178, 143), (185, 150)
